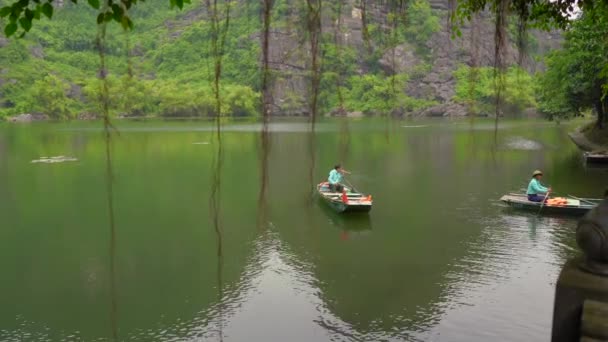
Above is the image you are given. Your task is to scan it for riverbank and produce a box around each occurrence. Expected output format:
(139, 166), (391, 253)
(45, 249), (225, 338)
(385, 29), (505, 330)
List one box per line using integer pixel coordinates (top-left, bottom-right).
(569, 122), (608, 151)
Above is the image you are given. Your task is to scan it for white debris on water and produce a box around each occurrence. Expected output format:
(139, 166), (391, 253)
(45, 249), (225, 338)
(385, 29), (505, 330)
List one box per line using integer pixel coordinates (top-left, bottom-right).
(31, 156), (78, 163)
(504, 136), (543, 150)
(192, 142), (210, 145)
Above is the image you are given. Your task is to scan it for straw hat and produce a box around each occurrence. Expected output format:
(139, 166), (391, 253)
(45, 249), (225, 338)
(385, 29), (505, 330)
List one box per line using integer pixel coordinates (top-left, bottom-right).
(532, 170), (543, 177)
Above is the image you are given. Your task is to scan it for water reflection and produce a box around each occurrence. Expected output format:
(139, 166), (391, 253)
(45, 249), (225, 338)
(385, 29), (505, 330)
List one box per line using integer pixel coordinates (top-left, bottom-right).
(210, 121), (225, 341)
(103, 123), (118, 341)
(257, 119), (271, 231)
(0, 119), (598, 341)
(319, 204), (373, 240)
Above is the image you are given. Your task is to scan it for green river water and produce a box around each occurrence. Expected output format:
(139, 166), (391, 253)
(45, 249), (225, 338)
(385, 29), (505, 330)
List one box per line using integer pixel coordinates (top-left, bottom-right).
(0, 118), (604, 341)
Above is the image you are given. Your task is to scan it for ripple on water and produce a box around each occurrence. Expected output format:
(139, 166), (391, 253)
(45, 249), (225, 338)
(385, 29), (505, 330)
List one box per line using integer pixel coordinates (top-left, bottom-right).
(503, 136), (543, 150)
(430, 212), (578, 341)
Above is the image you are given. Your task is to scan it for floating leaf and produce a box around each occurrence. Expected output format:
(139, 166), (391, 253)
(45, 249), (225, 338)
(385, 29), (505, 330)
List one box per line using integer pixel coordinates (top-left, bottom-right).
(41, 2), (53, 19)
(4, 22), (18, 36)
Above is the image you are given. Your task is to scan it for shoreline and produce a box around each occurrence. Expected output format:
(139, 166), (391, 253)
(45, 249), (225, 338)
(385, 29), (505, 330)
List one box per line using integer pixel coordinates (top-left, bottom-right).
(569, 123), (608, 152)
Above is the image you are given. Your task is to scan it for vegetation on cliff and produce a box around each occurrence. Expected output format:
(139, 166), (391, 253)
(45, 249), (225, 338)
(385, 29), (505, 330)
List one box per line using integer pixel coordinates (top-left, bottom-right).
(0, 0), (445, 119)
(0, 0), (606, 123)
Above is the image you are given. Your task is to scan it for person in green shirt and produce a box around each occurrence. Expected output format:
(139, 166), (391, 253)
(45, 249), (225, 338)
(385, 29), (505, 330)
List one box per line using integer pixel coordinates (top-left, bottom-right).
(527, 170), (552, 202)
(328, 164), (349, 192)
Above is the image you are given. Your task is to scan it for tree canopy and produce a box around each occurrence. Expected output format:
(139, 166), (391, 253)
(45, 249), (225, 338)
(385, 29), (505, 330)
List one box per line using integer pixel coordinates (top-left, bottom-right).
(537, 1), (608, 127)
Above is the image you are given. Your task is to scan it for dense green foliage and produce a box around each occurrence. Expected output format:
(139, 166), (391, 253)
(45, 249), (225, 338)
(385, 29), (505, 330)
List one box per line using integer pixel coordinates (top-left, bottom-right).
(0, 0), (445, 119)
(536, 1), (608, 127)
(453, 66), (536, 115)
(403, 0), (440, 50)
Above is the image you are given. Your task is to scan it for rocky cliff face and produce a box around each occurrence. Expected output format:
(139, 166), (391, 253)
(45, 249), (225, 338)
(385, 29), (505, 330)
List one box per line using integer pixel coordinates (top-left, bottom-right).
(267, 0), (561, 117)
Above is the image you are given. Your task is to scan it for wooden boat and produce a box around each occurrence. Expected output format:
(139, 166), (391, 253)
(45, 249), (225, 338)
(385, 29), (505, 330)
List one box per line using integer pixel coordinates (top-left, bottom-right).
(584, 151), (608, 164)
(500, 193), (602, 216)
(316, 182), (372, 213)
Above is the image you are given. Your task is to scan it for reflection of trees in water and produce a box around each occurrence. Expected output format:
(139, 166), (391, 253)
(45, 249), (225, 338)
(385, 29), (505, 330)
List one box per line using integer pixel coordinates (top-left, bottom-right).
(257, 123), (271, 231)
(209, 124), (225, 341)
(338, 119), (350, 164)
(103, 127), (118, 341)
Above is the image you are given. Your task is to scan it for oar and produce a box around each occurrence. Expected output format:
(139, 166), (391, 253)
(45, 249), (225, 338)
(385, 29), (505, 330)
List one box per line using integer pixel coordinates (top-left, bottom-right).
(537, 191), (551, 216)
(343, 178), (359, 194)
(567, 194), (598, 206)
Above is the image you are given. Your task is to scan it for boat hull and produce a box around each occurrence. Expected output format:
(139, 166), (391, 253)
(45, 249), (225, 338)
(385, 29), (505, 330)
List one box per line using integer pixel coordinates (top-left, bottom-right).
(584, 152), (608, 164)
(316, 183), (372, 214)
(500, 194), (600, 216)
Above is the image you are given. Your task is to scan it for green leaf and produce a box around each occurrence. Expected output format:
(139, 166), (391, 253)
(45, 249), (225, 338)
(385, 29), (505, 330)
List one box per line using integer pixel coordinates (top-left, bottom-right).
(87, 0), (100, 9)
(24, 8), (34, 20)
(0, 6), (11, 17)
(111, 3), (123, 21)
(96, 12), (104, 24)
(174, 0), (183, 9)
(33, 6), (41, 19)
(4, 22), (18, 36)
(121, 15), (133, 30)
(19, 17), (31, 31)
(41, 2), (52, 19)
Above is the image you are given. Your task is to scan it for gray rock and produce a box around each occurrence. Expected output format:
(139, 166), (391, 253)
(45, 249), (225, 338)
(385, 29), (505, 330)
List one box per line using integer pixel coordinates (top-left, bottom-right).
(378, 43), (420, 74)
(346, 111), (364, 118)
(29, 45), (44, 59)
(7, 113), (49, 122)
(77, 112), (98, 120)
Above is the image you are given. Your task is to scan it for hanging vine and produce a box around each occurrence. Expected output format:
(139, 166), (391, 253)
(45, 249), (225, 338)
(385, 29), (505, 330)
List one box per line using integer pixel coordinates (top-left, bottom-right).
(360, 0), (372, 53)
(492, 0), (509, 137)
(205, 0), (231, 131)
(205, 1), (230, 338)
(467, 12), (480, 117)
(261, 0), (273, 119)
(95, 0), (118, 340)
(332, 0), (345, 112)
(306, 0), (322, 125)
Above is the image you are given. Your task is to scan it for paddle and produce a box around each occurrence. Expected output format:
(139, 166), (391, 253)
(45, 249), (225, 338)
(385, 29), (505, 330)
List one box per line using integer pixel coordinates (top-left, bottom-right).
(343, 178), (359, 193)
(537, 190), (551, 216)
(567, 194), (598, 206)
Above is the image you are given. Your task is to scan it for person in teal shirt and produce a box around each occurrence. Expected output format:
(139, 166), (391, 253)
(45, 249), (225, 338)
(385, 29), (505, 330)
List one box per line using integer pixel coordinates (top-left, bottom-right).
(328, 164), (349, 192)
(527, 170), (551, 202)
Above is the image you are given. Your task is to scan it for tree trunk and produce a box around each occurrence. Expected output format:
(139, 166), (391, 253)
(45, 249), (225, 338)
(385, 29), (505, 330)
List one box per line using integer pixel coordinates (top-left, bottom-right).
(596, 99), (604, 129)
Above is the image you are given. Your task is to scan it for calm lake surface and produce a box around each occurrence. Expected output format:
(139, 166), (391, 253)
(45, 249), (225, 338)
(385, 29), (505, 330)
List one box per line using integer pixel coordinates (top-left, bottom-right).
(0, 118), (605, 341)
